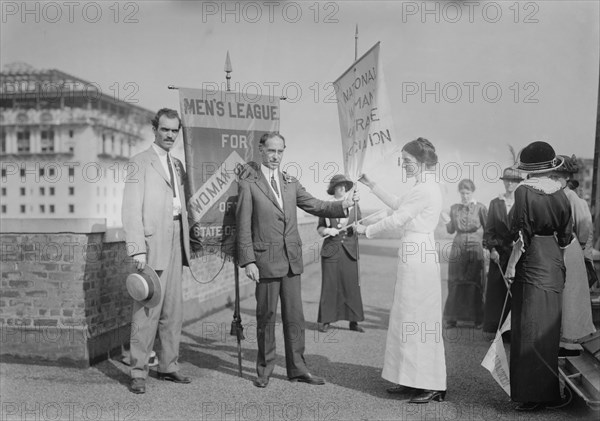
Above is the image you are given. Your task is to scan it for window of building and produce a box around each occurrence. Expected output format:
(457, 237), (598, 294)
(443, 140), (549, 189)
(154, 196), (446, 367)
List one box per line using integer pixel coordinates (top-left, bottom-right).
(40, 187), (45, 196)
(20, 187), (25, 196)
(39, 167), (45, 177)
(69, 204), (74, 213)
(40, 204), (45, 213)
(48, 167), (55, 177)
(20, 205), (25, 214)
(69, 187), (74, 195)
(69, 130), (74, 138)
(69, 145), (74, 153)
(40, 129), (55, 152)
(17, 130), (31, 152)
(68, 167), (75, 177)
(1, 187), (5, 196)
(1, 205), (6, 213)
(20, 168), (25, 177)
(2, 169), (6, 178)
(49, 205), (55, 213)
(49, 187), (55, 195)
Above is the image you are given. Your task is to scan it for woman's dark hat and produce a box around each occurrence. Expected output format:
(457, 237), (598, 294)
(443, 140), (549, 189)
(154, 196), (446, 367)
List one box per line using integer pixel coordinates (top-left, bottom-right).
(516, 141), (564, 174)
(499, 167), (524, 182)
(126, 265), (161, 308)
(327, 174), (354, 195)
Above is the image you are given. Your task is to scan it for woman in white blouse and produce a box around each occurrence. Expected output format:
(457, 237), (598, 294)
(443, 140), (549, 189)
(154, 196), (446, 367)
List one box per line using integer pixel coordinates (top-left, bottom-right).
(356, 137), (447, 404)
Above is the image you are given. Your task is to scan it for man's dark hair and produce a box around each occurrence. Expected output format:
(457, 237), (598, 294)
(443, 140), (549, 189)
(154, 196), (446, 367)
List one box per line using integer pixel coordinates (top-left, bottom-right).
(151, 108), (182, 129)
(259, 132), (285, 147)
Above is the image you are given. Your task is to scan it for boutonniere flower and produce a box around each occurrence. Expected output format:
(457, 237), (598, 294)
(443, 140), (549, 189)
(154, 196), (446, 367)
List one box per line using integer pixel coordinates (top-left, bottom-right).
(282, 171), (293, 184)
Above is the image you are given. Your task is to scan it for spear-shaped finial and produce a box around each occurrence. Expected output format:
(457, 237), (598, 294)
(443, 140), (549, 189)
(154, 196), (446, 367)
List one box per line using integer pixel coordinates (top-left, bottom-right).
(224, 51), (232, 92)
(355, 24), (359, 61)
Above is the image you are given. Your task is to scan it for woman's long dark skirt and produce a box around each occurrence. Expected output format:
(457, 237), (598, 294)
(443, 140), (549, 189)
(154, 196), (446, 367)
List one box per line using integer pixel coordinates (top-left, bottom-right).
(510, 236), (564, 403)
(317, 247), (364, 324)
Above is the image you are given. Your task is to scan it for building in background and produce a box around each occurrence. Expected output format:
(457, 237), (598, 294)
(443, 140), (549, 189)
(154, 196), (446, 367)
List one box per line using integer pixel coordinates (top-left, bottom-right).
(0, 63), (153, 226)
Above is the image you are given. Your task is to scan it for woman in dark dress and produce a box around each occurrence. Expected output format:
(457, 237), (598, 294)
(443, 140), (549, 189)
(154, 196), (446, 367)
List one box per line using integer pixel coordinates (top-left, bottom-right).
(443, 179), (488, 328)
(481, 167), (523, 335)
(506, 141), (573, 411)
(317, 174), (365, 333)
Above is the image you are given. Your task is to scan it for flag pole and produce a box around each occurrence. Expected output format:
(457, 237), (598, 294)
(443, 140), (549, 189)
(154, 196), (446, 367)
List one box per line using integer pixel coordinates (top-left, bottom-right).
(354, 25), (361, 286)
(224, 51), (244, 377)
(355, 24), (359, 61)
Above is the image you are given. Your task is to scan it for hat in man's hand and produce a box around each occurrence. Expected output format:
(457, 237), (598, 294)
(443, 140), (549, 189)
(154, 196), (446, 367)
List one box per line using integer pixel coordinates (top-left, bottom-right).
(126, 265), (161, 308)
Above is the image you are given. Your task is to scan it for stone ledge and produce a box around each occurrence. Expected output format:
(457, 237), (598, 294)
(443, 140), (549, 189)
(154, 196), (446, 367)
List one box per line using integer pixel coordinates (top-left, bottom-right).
(0, 218), (107, 234)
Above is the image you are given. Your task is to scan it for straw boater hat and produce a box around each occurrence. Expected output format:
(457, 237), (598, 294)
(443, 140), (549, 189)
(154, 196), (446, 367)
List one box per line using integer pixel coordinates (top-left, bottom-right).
(515, 141), (564, 174)
(126, 265), (161, 308)
(327, 174), (354, 195)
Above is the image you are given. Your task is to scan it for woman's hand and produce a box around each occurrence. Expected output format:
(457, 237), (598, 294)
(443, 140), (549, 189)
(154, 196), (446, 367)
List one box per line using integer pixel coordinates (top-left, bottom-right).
(440, 211), (451, 224)
(359, 173), (375, 189)
(323, 228), (340, 237)
(490, 249), (500, 264)
(355, 224), (367, 235)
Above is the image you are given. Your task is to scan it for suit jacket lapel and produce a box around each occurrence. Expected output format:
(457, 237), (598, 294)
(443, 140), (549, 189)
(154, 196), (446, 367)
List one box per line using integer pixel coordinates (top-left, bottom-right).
(257, 172), (283, 213)
(149, 147), (170, 185)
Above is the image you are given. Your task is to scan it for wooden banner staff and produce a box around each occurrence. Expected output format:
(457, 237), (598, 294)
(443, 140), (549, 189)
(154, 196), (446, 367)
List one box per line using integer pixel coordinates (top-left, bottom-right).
(354, 24), (361, 286)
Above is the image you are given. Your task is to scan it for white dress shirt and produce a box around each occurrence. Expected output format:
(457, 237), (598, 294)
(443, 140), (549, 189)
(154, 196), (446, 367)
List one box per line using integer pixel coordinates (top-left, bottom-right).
(261, 164), (283, 209)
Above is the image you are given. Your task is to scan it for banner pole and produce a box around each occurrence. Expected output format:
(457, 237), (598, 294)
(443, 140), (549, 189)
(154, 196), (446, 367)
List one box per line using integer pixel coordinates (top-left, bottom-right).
(354, 184), (361, 286)
(354, 24), (359, 61)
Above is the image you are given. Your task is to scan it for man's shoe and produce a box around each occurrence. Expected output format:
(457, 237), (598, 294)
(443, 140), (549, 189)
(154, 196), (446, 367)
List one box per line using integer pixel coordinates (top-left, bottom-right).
(409, 390), (446, 404)
(386, 385), (418, 394)
(515, 402), (543, 411)
(318, 323), (330, 333)
(130, 378), (146, 394)
(253, 377), (269, 388)
(157, 371), (191, 384)
(349, 322), (364, 333)
(289, 373), (325, 385)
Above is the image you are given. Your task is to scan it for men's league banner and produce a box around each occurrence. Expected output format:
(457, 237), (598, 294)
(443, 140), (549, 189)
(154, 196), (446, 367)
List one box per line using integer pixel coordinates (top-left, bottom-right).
(334, 42), (398, 181)
(178, 88), (280, 259)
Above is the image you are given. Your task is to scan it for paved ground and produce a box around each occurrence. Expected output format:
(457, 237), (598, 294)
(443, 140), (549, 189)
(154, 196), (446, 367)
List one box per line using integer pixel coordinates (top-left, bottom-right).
(1, 240), (598, 420)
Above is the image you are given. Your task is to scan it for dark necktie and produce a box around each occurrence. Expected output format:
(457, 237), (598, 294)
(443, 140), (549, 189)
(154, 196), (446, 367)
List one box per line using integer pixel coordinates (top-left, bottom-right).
(270, 174), (279, 197)
(167, 154), (176, 198)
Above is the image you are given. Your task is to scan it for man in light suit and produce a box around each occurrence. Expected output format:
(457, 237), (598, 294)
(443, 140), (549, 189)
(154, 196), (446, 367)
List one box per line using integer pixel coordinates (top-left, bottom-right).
(236, 132), (358, 388)
(122, 108), (191, 394)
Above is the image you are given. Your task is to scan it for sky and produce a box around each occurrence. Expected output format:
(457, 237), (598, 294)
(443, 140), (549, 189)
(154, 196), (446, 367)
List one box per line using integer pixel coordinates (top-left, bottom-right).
(2, 0), (599, 211)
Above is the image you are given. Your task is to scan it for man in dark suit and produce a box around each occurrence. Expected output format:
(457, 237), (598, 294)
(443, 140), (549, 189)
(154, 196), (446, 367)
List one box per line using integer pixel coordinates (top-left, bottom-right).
(122, 108), (191, 394)
(236, 132), (357, 388)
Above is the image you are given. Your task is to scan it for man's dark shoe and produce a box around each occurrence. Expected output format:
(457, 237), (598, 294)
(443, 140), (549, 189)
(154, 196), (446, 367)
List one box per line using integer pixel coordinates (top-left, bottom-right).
(349, 322), (364, 333)
(289, 373), (325, 385)
(253, 377), (269, 388)
(157, 371), (191, 384)
(130, 378), (146, 394)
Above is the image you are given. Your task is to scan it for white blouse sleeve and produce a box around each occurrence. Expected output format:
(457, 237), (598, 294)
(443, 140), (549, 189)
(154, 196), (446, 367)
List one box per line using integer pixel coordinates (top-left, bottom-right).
(365, 184), (428, 238)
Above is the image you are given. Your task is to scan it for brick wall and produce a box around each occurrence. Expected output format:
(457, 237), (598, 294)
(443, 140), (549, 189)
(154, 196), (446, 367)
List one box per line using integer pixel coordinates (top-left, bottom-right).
(0, 217), (322, 367)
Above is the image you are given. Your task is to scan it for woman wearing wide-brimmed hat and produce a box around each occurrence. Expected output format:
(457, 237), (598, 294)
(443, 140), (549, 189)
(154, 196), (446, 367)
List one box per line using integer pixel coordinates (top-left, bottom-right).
(505, 141), (573, 411)
(316, 174), (365, 333)
(481, 167), (524, 336)
(551, 155), (595, 356)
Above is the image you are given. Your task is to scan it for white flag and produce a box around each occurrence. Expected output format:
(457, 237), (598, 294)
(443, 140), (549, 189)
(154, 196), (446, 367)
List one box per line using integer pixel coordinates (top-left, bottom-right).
(333, 42), (399, 181)
(481, 311), (511, 395)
